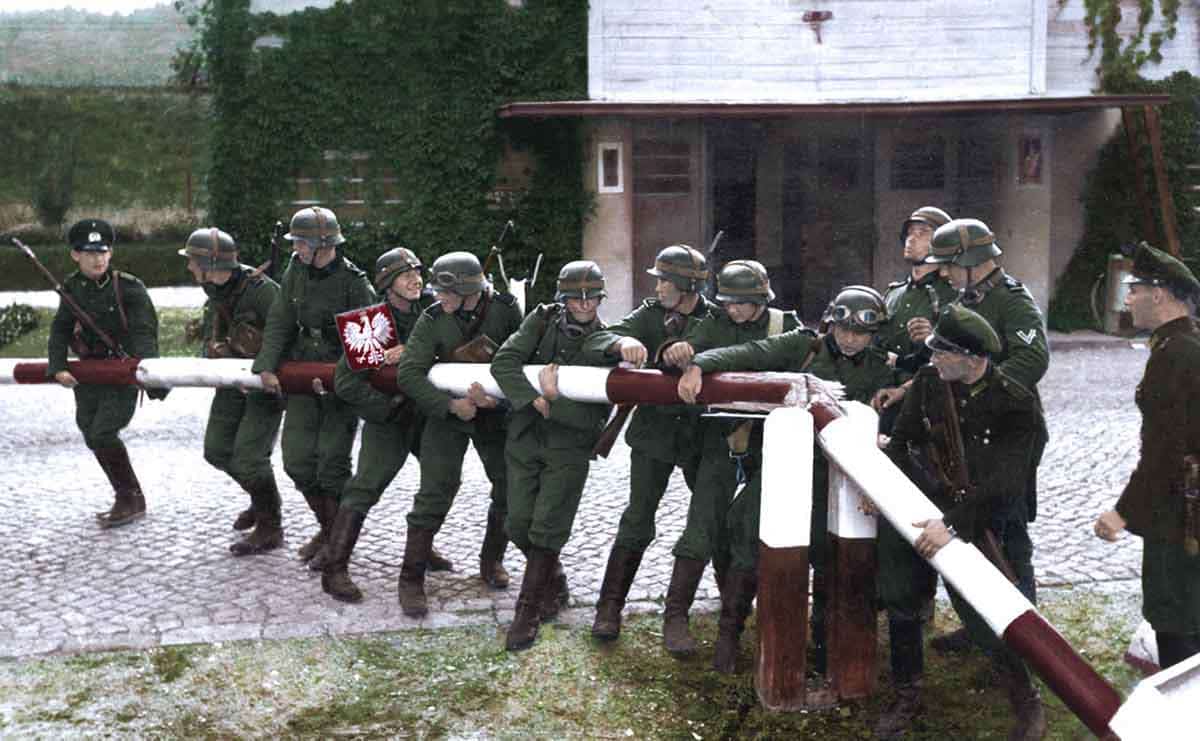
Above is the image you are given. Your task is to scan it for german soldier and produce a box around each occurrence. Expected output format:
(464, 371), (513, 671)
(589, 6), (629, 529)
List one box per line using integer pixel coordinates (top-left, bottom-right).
(395, 251), (523, 617)
(585, 244), (715, 642)
(324, 247), (451, 602)
(251, 207), (375, 569)
(878, 304), (1046, 739)
(179, 227), (284, 555)
(670, 260), (803, 667)
(48, 219), (162, 528)
(1095, 243), (1200, 669)
(679, 283), (898, 673)
(492, 260), (615, 651)
(920, 218), (1049, 655)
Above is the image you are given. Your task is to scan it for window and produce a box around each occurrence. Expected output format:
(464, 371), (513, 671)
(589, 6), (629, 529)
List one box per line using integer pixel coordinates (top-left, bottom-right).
(598, 142), (623, 194)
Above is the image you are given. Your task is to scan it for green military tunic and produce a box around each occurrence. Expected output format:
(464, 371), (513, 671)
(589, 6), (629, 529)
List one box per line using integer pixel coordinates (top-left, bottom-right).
(582, 296), (715, 553)
(681, 308), (803, 570)
(396, 289), (524, 533)
(1115, 316), (1200, 634)
(48, 268), (159, 450)
(492, 304), (615, 552)
(885, 364), (1043, 648)
(198, 266), (282, 489)
(879, 271), (957, 373)
(252, 253), (376, 499)
(334, 294), (434, 515)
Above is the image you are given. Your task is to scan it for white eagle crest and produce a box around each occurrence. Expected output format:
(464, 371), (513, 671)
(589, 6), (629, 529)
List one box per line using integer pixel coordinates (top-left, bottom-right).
(342, 312), (394, 367)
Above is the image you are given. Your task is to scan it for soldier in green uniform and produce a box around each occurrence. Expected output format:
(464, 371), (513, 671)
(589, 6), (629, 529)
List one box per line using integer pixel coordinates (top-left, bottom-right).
(878, 304), (1046, 739)
(179, 227), (284, 555)
(586, 244), (715, 643)
(1096, 243), (1200, 670)
(669, 260), (804, 666)
(323, 247), (451, 602)
(679, 284), (899, 673)
(877, 206), (957, 376)
(49, 219), (162, 528)
(492, 261), (615, 651)
(252, 207), (376, 569)
(395, 251), (524, 618)
(920, 218), (1049, 652)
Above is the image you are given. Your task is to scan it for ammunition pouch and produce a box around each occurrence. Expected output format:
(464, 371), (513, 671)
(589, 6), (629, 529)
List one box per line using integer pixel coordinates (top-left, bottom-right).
(448, 334), (499, 364)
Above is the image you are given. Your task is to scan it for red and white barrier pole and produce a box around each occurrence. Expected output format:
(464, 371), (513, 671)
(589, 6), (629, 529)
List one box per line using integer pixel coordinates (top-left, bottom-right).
(756, 407), (814, 711)
(810, 400), (1123, 738)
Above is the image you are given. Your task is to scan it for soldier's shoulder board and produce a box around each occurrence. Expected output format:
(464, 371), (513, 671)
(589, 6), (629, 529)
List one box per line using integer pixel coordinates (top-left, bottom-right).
(341, 257), (368, 278)
(533, 302), (561, 319)
(641, 297), (662, 310)
(995, 368), (1034, 401)
(1004, 276), (1026, 292)
(886, 279), (906, 292)
(114, 270), (147, 288)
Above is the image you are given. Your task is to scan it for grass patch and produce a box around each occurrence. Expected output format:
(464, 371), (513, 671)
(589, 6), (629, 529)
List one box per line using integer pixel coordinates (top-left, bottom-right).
(150, 646), (194, 684)
(0, 307), (201, 359)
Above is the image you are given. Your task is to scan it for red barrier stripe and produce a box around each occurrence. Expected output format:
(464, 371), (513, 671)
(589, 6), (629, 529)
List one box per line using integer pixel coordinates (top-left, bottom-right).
(604, 368), (799, 406)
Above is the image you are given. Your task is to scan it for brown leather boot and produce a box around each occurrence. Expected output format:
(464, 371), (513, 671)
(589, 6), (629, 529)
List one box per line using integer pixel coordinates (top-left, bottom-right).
(322, 507), (367, 603)
(591, 546), (644, 641)
(998, 657), (1047, 741)
(429, 546), (454, 572)
(479, 506), (510, 589)
(713, 568), (756, 674)
(93, 445), (146, 529)
(506, 548), (555, 652)
(232, 508), (256, 531)
(398, 527), (435, 618)
(540, 556), (570, 622)
(662, 557), (707, 657)
(299, 494), (335, 564)
(230, 478), (284, 556)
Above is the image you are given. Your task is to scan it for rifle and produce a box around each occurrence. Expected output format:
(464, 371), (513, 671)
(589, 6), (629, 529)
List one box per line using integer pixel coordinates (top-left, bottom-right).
(1183, 454), (1200, 557)
(267, 220), (285, 281)
(12, 237), (129, 360)
(483, 220), (514, 291)
(928, 378), (1018, 583)
(702, 229), (725, 300)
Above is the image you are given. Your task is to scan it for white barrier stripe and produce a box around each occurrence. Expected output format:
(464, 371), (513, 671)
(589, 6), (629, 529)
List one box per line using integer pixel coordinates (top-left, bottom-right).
(0, 360), (18, 384)
(818, 416), (1030, 636)
(428, 363), (506, 399)
(827, 401), (879, 540)
(760, 407), (813, 549)
(135, 358), (263, 390)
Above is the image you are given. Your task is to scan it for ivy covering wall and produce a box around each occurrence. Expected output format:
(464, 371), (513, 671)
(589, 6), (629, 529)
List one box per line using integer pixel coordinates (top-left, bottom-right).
(203, 0), (589, 304)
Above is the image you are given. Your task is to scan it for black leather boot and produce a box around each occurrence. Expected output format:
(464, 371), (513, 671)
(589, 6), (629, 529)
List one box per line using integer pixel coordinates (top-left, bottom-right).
(591, 546), (645, 641)
(322, 507), (367, 603)
(230, 477), (284, 556)
(479, 505), (510, 589)
(298, 493), (334, 562)
(662, 557), (707, 656)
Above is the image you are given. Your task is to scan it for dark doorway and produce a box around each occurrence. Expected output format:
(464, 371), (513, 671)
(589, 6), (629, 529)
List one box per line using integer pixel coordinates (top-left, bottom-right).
(707, 122), (758, 277)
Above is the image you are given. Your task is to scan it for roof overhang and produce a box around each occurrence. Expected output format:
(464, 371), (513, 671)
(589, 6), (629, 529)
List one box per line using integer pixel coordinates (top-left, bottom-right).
(498, 94), (1171, 119)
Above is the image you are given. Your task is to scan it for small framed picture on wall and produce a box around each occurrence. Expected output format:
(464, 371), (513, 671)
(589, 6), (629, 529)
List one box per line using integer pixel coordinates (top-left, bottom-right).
(1018, 134), (1043, 186)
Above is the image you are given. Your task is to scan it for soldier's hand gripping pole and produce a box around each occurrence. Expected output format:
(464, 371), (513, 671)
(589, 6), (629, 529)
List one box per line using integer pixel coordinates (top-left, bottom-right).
(11, 237), (129, 360)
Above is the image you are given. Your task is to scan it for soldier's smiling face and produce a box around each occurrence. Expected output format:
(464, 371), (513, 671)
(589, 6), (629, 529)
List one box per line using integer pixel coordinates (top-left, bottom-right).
(565, 296), (600, 324)
(71, 249), (110, 280)
(388, 270), (424, 305)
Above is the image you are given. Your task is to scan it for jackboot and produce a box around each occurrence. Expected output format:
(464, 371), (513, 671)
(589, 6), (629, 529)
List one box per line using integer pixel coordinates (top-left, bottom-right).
(540, 556), (570, 622)
(479, 505), (510, 589)
(232, 508), (256, 531)
(930, 626), (973, 654)
(307, 496), (340, 571)
(506, 547), (556, 652)
(299, 494), (336, 565)
(429, 546), (454, 572)
(713, 568), (757, 673)
(875, 617), (926, 738)
(591, 546), (645, 641)
(998, 656), (1047, 741)
(230, 478), (284, 556)
(398, 526), (436, 618)
(93, 445), (146, 529)
(662, 557), (707, 657)
(322, 507), (367, 603)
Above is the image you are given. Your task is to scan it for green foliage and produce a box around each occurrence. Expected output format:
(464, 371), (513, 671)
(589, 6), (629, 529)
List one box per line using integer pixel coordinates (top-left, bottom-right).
(31, 128), (79, 227)
(0, 242), (193, 292)
(202, 0), (590, 305)
(1065, 0), (1183, 88)
(0, 303), (38, 348)
(1049, 71), (1200, 330)
(0, 87), (211, 211)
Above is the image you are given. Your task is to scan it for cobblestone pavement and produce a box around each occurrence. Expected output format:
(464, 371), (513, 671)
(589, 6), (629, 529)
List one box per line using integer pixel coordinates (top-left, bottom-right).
(0, 343), (1148, 658)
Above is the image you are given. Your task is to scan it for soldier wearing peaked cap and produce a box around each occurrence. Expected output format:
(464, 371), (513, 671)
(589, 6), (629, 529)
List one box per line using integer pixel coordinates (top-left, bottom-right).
(179, 227), (284, 556)
(876, 304), (1047, 739)
(252, 206), (376, 571)
(1096, 242), (1200, 670)
(48, 219), (162, 529)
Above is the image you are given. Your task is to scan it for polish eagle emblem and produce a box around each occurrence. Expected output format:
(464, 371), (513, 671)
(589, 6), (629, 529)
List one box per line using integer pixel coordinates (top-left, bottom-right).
(335, 303), (397, 370)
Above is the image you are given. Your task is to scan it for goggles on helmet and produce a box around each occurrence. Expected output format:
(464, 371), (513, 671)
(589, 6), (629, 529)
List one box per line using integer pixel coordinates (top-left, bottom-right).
(828, 306), (882, 327)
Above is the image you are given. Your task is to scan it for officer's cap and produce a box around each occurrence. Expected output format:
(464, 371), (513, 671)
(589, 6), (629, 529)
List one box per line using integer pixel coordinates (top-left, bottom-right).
(926, 304), (1002, 357)
(67, 219), (115, 253)
(1122, 241), (1200, 297)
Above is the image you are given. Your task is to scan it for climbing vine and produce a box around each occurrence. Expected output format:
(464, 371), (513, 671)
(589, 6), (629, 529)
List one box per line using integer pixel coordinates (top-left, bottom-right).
(1064, 0), (1184, 88)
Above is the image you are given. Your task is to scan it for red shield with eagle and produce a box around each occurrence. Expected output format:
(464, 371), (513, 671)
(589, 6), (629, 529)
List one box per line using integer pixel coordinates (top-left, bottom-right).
(336, 303), (397, 370)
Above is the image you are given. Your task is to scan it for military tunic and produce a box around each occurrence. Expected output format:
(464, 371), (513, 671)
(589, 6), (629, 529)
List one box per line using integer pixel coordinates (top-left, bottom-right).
(682, 308), (803, 571)
(958, 267), (1049, 600)
(492, 304), (615, 552)
(334, 294), (433, 515)
(396, 289), (523, 533)
(885, 364), (1043, 649)
(198, 266), (282, 489)
(1115, 316), (1200, 634)
(252, 253), (376, 500)
(582, 296), (715, 553)
(879, 271), (957, 374)
(48, 268), (159, 450)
